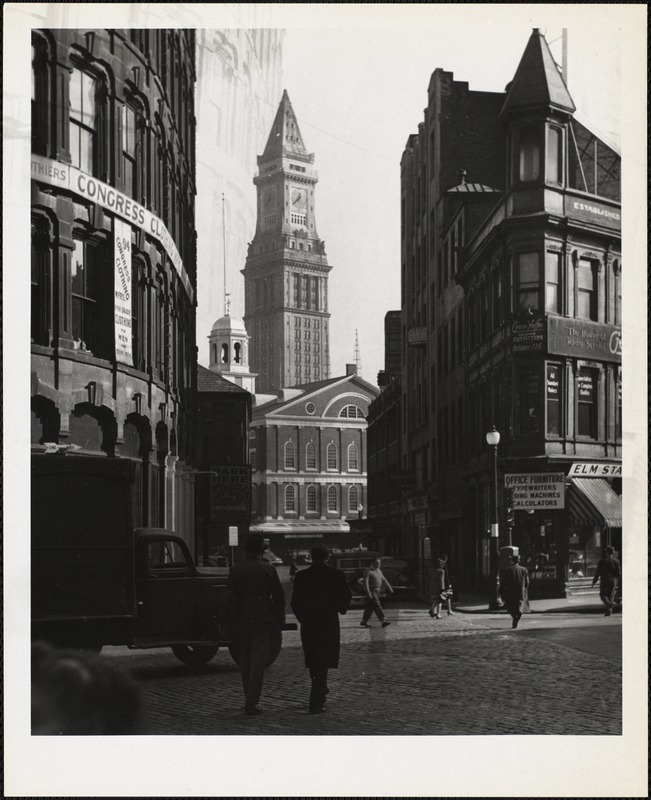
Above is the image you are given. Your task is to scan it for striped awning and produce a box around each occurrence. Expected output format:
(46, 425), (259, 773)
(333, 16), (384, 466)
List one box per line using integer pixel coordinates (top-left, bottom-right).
(569, 478), (622, 528)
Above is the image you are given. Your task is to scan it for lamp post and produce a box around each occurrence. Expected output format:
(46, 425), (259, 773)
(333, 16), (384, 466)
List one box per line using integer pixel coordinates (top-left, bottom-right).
(485, 426), (501, 610)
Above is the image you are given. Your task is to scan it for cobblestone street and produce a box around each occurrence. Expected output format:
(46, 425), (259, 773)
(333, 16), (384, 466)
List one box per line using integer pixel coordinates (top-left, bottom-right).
(106, 602), (622, 736)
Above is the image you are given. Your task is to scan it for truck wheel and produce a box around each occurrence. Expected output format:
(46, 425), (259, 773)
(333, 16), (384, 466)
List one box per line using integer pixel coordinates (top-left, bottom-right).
(228, 627), (282, 668)
(171, 644), (219, 665)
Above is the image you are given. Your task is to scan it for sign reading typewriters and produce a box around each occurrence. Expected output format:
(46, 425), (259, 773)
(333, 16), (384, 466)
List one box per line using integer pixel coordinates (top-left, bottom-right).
(504, 473), (566, 510)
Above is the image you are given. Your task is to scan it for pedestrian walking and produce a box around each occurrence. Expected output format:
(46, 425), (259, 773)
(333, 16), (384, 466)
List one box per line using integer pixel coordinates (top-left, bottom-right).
(591, 546), (621, 616)
(499, 554), (530, 628)
(222, 533), (286, 715)
(428, 558), (447, 619)
(289, 554), (297, 582)
(360, 557), (393, 628)
(439, 554), (455, 615)
(290, 544), (352, 714)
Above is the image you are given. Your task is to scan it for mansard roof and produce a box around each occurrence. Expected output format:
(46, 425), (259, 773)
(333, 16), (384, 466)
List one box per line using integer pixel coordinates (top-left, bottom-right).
(260, 89), (312, 161)
(501, 28), (575, 118)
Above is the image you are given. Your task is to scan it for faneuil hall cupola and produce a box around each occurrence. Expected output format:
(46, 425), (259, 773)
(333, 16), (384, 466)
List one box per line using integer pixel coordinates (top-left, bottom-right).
(242, 90), (331, 394)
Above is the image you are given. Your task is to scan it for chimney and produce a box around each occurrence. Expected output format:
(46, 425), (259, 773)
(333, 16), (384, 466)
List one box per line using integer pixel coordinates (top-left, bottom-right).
(458, 169), (467, 185)
(346, 363), (358, 376)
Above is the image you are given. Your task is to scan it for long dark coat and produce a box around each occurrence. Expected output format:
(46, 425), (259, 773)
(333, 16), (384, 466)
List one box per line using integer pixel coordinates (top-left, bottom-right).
(500, 563), (530, 616)
(290, 562), (352, 669)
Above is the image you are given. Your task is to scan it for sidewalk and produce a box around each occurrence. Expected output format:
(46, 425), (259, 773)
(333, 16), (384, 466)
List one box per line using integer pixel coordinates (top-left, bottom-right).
(452, 590), (615, 615)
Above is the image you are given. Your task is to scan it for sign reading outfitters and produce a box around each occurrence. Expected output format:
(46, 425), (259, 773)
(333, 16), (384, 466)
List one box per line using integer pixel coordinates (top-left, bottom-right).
(31, 155), (194, 303)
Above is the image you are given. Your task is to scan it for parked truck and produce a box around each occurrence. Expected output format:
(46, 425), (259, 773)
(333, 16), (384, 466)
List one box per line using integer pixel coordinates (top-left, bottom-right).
(31, 455), (289, 666)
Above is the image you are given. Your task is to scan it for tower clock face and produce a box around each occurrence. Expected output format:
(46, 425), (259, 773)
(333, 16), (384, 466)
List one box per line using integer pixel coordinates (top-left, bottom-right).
(291, 187), (307, 211)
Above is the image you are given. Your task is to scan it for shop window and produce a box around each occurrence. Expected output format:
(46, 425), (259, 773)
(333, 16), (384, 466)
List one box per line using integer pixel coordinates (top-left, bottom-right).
(284, 441), (296, 470)
(516, 252), (540, 313)
(284, 485), (296, 512)
(518, 125), (541, 182)
(577, 368), (598, 439)
(71, 238), (108, 357)
(69, 67), (96, 174)
(515, 363), (541, 436)
(577, 259), (597, 321)
(546, 126), (563, 184)
(306, 442), (316, 469)
(545, 251), (562, 313)
(348, 485), (359, 513)
(348, 443), (359, 471)
(546, 363), (563, 436)
(327, 443), (338, 470)
(306, 485), (317, 512)
(327, 485), (338, 512)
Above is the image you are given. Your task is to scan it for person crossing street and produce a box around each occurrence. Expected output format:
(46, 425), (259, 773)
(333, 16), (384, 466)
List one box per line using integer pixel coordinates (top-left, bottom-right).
(360, 558), (393, 628)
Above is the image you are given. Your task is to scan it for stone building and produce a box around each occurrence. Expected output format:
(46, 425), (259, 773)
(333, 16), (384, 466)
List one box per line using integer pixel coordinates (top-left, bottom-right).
(30, 29), (199, 544)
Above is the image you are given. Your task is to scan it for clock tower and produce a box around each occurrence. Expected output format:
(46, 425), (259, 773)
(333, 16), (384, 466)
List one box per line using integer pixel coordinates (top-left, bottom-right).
(242, 90), (331, 393)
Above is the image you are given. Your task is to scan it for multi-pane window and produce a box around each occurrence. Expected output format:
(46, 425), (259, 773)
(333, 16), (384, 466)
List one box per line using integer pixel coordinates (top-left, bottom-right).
(348, 443), (359, 471)
(284, 440), (296, 469)
(577, 258), (597, 321)
(546, 363), (563, 436)
(327, 485), (337, 512)
(69, 67), (96, 174)
(348, 485), (359, 513)
(577, 368), (598, 439)
(122, 105), (139, 198)
(339, 405), (365, 419)
(306, 442), (316, 469)
(306, 485), (317, 512)
(31, 222), (50, 346)
(517, 252), (540, 313)
(285, 484), (296, 512)
(546, 251), (562, 313)
(71, 238), (100, 354)
(327, 443), (337, 470)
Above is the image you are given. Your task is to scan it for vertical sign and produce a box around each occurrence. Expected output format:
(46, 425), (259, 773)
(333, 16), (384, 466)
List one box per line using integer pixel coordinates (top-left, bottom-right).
(114, 218), (133, 365)
(228, 526), (239, 547)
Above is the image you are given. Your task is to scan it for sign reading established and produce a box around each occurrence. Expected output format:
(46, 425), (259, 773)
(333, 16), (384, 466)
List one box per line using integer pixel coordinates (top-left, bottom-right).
(567, 196), (621, 230)
(114, 218), (133, 366)
(547, 316), (621, 364)
(504, 473), (566, 510)
(568, 462), (622, 478)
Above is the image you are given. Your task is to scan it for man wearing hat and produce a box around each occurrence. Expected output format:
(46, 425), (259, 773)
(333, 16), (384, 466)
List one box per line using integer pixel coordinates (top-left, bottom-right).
(499, 554), (530, 628)
(223, 533), (286, 715)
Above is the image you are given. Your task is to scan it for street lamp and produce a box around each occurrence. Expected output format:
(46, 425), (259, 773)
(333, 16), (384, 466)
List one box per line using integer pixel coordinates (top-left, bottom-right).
(486, 426), (501, 610)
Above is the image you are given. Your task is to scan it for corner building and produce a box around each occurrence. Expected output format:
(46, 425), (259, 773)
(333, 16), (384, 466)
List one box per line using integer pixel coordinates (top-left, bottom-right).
(31, 29), (199, 544)
(398, 29), (621, 598)
(242, 91), (332, 393)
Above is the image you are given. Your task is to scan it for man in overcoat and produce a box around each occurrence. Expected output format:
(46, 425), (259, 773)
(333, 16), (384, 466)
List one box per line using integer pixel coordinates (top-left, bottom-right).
(290, 544), (352, 713)
(591, 545), (621, 616)
(223, 533), (286, 715)
(499, 554), (530, 628)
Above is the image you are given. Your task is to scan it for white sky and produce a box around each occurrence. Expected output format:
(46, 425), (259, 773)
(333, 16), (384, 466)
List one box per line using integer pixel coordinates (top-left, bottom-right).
(3, 4), (648, 798)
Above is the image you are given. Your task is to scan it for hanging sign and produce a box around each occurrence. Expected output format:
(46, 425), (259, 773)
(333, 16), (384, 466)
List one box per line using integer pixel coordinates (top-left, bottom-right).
(114, 218), (133, 366)
(504, 473), (566, 510)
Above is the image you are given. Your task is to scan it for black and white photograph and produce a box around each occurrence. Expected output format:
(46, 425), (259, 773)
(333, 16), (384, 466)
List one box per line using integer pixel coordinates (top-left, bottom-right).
(3, 3), (648, 797)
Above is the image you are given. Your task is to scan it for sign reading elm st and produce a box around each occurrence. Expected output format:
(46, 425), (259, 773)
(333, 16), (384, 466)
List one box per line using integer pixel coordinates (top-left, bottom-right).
(505, 473), (566, 510)
(547, 317), (621, 364)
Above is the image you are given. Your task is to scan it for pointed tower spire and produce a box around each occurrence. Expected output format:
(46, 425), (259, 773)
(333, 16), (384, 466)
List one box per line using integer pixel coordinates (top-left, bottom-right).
(501, 28), (575, 119)
(260, 89), (311, 161)
(354, 330), (362, 377)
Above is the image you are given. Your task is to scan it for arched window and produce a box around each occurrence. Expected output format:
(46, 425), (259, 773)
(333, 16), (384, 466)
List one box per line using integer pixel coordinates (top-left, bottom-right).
(348, 485), (359, 513)
(306, 485), (317, 512)
(284, 440), (296, 469)
(221, 343), (228, 363)
(348, 443), (359, 471)
(306, 442), (316, 470)
(327, 485), (338, 512)
(211, 344), (217, 364)
(69, 66), (99, 175)
(285, 484), (296, 512)
(234, 342), (241, 363)
(327, 442), (337, 470)
(339, 405), (365, 419)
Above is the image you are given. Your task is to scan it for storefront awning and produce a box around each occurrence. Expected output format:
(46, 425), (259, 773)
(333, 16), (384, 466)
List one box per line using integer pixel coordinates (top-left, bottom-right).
(249, 521), (350, 536)
(569, 478), (622, 527)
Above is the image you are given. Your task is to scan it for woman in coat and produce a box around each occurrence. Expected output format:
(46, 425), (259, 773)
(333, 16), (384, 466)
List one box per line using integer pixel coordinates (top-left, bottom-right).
(500, 554), (530, 628)
(290, 544), (352, 713)
(428, 559), (447, 619)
